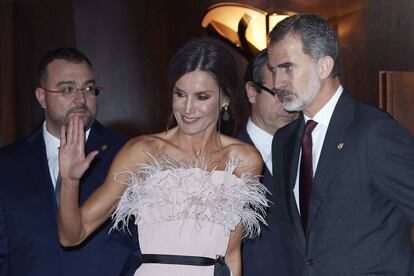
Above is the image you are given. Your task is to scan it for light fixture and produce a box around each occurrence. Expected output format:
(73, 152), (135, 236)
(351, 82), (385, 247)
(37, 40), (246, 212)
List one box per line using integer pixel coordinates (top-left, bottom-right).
(201, 3), (290, 57)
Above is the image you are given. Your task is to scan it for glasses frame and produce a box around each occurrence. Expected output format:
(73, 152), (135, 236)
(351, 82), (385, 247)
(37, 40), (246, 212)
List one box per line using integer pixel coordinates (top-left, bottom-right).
(39, 85), (103, 97)
(253, 82), (276, 96)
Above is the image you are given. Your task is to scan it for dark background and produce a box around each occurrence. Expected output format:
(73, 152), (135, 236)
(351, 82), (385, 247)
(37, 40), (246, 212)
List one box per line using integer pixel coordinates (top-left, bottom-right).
(1, 0), (414, 145)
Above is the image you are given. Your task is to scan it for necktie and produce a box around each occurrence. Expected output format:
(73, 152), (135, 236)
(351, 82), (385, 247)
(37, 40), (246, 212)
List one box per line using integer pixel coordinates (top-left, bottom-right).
(299, 119), (318, 235)
(55, 174), (61, 206)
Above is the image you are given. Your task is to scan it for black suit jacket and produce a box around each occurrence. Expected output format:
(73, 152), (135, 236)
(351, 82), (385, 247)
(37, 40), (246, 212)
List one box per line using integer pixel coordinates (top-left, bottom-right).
(272, 91), (414, 275)
(0, 121), (141, 276)
(236, 126), (288, 276)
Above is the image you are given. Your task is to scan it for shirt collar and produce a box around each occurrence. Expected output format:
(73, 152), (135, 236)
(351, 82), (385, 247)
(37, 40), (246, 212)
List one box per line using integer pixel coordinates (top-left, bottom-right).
(304, 85), (343, 125)
(246, 118), (273, 155)
(43, 122), (60, 158)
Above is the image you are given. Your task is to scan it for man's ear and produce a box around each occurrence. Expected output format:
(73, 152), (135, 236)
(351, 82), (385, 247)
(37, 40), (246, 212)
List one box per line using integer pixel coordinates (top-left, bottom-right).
(35, 87), (47, 109)
(245, 81), (258, 104)
(318, 56), (334, 79)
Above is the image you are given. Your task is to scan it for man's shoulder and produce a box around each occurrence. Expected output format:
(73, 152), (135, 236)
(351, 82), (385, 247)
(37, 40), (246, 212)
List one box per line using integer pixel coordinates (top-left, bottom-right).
(353, 100), (392, 123)
(235, 125), (247, 138)
(235, 125), (251, 144)
(274, 116), (301, 139)
(336, 93), (401, 137)
(0, 129), (43, 159)
(90, 121), (129, 145)
(339, 90), (391, 123)
(332, 91), (413, 142)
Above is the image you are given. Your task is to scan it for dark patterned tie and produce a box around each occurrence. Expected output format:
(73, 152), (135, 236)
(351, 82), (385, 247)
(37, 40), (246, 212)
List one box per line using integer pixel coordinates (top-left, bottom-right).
(299, 119), (318, 235)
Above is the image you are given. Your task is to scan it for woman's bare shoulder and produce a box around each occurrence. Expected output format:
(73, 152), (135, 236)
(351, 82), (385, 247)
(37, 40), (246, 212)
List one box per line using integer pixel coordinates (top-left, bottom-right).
(220, 135), (260, 157)
(220, 135), (263, 175)
(114, 132), (170, 164)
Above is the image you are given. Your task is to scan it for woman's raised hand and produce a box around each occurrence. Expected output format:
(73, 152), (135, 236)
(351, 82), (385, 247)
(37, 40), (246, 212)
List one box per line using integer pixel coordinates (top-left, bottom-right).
(58, 116), (99, 182)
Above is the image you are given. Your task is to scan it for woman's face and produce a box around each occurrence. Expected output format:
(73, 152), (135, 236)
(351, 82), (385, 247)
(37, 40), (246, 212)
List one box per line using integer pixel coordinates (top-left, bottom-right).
(172, 70), (227, 136)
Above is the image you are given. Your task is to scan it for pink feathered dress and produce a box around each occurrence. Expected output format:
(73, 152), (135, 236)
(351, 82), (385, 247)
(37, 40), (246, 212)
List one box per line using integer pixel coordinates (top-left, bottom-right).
(112, 155), (269, 276)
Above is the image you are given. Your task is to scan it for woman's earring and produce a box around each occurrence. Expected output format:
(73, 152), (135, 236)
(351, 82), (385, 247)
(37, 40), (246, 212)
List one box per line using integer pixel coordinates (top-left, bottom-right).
(222, 105), (231, 122)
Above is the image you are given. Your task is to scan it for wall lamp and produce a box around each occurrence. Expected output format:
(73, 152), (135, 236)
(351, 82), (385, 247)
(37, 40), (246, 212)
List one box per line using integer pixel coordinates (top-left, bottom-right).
(201, 2), (291, 58)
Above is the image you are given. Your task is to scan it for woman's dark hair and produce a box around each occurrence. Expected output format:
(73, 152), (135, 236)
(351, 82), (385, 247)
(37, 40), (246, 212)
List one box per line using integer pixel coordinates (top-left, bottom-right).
(167, 39), (240, 134)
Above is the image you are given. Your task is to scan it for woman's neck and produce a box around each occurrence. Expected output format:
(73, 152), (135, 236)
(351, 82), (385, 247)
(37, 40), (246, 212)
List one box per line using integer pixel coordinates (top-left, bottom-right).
(171, 126), (222, 158)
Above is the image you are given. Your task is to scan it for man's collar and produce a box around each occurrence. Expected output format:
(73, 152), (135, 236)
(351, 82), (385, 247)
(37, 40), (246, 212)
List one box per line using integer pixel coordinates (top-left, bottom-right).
(42, 121), (92, 155)
(246, 118), (274, 140)
(304, 85), (343, 126)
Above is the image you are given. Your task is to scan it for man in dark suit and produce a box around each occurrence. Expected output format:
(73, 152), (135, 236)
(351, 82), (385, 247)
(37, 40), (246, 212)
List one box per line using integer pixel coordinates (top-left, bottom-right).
(0, 48), (140, 275)
(236, 49), (297, 276)
(268, 14), (414, 275)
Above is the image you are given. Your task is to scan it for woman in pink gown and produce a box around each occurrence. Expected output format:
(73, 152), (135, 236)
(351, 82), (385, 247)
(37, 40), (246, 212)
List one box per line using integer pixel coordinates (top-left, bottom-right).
(57, 39), (268, 276)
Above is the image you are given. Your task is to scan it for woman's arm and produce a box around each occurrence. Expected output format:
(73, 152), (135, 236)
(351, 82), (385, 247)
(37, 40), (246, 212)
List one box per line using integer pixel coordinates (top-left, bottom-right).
(225, 224), (243, 276)
(57, 116), (137, 246)
(226, 143), (263, 276)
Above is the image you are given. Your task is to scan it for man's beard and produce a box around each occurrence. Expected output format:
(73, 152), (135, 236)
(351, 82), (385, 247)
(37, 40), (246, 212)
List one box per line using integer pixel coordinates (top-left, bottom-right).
(276, 74), (321, 112)
(62, 104), (95, 130)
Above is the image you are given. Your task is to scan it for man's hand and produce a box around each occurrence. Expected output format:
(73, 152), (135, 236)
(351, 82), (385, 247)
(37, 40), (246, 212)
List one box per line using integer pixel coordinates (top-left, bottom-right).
(58, 116), (98, 182)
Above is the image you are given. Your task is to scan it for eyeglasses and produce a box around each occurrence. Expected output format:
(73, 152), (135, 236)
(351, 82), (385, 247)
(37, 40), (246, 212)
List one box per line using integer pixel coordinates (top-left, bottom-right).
(40, 85), (102, 97)
(253, 82), (276, 96)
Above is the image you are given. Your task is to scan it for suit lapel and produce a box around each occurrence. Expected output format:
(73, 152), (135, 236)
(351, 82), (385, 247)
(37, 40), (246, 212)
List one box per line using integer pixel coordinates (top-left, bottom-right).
(19, 123), (111, 220)
(85, 122), (105, 156)
(79, 122), (109, 203)
(286, 119), (304, 191)
(236, 127), (252, 145)
(237, 126), (276, 195)
(23, 130), (58, 219)
(262, 166), (275, 194)
(307, 92), (355, 232)
(282, 117), (306, 249)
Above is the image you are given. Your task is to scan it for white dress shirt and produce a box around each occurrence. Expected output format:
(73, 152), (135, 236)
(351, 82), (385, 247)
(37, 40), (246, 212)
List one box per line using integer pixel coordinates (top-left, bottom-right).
(293, 85), (343, 212)
(246, 118), (274, 174)
(43, 121), (90, 189)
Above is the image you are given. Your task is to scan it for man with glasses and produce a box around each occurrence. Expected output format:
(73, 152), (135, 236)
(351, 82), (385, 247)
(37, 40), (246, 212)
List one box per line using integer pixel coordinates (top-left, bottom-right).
(236, 49), (297, 276)
(0, 48), (140, 275)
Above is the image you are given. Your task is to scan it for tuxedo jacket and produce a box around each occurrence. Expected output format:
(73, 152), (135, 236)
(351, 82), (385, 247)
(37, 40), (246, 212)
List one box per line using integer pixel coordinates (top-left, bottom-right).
(272, 91), (414, 275)
(236, 127), (288, 276)
(0, 121), (141, 276)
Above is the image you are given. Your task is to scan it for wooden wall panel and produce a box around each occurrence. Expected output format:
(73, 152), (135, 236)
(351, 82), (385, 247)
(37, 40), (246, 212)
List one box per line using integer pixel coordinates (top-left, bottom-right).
(0, 2), (15, 145)
(71, 0), (255, 135)
(0, 0), (76, 146)
(2, 0), (414, 145)
(335, 0), (414, 106)
(379, 71), (414, 135)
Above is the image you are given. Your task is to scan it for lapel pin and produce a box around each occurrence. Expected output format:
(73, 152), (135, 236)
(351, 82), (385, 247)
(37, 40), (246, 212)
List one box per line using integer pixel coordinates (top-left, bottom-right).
(337, 143), (344, 150)
(95, 144), (108, 158)
(100, 144), (108, 152)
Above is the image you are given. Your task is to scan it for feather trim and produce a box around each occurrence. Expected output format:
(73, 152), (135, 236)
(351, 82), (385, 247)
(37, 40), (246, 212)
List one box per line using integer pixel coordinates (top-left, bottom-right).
(111, 153), (269, 238)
